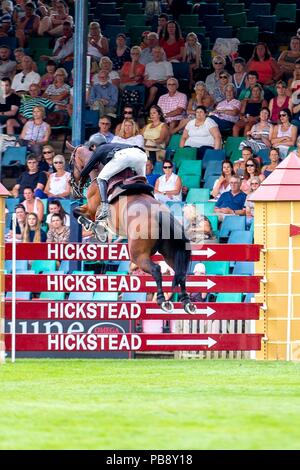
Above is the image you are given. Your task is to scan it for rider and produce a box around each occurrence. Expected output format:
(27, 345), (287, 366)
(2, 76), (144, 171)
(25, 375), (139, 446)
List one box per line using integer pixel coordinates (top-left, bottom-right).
(80, 136), (148, 220)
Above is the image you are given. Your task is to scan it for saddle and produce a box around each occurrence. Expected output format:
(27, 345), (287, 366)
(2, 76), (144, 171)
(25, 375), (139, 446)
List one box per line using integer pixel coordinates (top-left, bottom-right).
(107, 168), (154, 203)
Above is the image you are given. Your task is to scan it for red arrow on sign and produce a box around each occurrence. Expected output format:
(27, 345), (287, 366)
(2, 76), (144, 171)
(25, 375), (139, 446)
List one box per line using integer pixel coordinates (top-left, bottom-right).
(290, 224), (300, 237)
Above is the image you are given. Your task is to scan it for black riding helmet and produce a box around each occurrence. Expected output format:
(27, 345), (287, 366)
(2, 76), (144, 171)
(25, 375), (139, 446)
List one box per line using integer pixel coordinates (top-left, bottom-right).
(88, 134), (107, 150)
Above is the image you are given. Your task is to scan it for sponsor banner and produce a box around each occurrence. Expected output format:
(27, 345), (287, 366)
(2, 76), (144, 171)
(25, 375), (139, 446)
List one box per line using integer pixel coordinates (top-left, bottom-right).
(5, 301), (261, 320)
(5, 333), (264, 352)
(5, 274), (262, 293)
(5, 243), (262, 261)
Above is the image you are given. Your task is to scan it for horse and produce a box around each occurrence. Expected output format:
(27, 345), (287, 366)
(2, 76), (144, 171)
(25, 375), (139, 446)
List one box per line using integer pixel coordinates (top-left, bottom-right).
(70, 148), (196, 314)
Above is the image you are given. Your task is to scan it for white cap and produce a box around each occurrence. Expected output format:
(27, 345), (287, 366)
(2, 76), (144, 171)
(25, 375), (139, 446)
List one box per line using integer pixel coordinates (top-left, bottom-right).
(193, 263), (206, 274)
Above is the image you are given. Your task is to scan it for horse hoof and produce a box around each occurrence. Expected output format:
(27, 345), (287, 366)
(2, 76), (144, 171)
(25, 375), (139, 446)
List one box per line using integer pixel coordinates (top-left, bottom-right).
(184, 302), (197, 314)
(161, 301), (174, 313)
(93, 223), (108, 243)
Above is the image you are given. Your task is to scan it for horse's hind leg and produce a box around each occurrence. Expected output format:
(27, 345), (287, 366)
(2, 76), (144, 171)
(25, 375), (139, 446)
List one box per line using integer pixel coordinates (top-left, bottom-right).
(177, 274), (196, 314)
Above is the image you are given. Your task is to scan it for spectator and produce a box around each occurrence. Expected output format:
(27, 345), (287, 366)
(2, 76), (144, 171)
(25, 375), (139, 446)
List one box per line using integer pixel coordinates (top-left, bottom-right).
(46, 198), (70, 228)
(244, 176), (261, 229)
(15, 2), (40, 48)
(233, 84), (268, 136)
(39, 144), (56, 174)
(0, 45), (16, 80)
(140, 32), (167, 65)
(211, 160), (235, 200)
(157, 77), (187, 132)
(190, 263), (208, 302)
(210, 83), (241, 132)
(144, 46), (173, 110)
(89, 70), (118, 117)
(157, 13), (168, 40)
(43, 67), (70, 124)
(112, 119), (144, 147)
(44, 154), (71, 199)
(110, 33), (131, 71)
(239, 107), (273, 154)
(241, 157), (262, 194)
(247, 42), (281, 86)
(180, 105), (222, 159)
(139, 31), (150, 51)
(120, 46), (145, 88)
(182, 32), (202, 88)
(214, 175), (246, 222)
(269, 81), (292, 124)
(89, 115), (114, 143)
(287, 134), (300, 159)
(11, 55), (40, 94)
(12, 155), (47, 199)
(41, 21), (74, 64)
(22, 212), (47, 242)
(278, 36), (300, 79)
(213, 71), (231, 104)
(7, 204), (27, 241)
(21, 186), (44, 222)
(238, 70), (259, 100)
(87, 21), (109, 61)
(39, 60), (57, 92)
(205, 55), (226, 97)
(0, 77), (21, 131)
(38, 0), (73, 37)
(93, 56), (120, 88)
(13, 47), (37, 73)
(160, 20), (184, 62)
(154, 159), (182, 203)
(114, 105), (138, 134)
(270, 108), (298, 158)
(17, 105), (51, 156)
(142, 105), (169, 162)
(232, 57), (247, 98)
(233, 146), (255, 177)
(184, 206), (216, 244)
(145, 159), (160, 187)
(46, 213), (70, 242)
(0, 1), (13, 37)
(261, 147), (281, 180)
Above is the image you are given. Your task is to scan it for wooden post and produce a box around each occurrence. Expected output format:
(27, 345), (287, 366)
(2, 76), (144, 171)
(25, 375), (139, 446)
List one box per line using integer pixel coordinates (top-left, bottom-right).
(0, 183), (10, 363)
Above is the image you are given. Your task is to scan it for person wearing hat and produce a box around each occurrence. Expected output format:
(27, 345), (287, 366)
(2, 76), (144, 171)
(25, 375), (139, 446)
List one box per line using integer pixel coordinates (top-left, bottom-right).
(80, 139), (148, 221)
(0, 45), (16, 80)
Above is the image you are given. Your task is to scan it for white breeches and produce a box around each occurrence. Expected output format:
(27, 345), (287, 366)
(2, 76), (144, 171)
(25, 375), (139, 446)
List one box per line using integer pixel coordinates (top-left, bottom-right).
(97, 147), (147, 182)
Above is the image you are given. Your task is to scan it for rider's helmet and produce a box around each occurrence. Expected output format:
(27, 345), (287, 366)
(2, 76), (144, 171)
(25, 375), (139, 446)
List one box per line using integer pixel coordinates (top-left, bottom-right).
(88, 133), (107, 150)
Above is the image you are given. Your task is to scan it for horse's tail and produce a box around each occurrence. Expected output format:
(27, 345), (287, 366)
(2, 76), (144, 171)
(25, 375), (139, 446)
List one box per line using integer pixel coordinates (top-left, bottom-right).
(159, 209), (191, 288)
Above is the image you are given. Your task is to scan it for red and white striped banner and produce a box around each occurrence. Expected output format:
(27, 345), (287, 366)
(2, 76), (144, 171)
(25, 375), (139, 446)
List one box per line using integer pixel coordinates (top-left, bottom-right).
(5, 333), (264, 352)
(5, 301), (261, 320)
(5, 243), (262, 261)
(5, 274), (262, 293)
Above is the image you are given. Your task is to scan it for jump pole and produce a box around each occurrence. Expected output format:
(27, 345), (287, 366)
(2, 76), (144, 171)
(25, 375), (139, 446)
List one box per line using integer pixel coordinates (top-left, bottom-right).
(0, 183), (10, 364)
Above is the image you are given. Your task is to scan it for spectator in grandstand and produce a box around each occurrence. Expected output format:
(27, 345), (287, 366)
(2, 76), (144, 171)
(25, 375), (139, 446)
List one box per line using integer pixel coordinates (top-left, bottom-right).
(6, 83), (55, 135)
(210, 83), (241, 132)
(157, 78), (187, 132)
(88, 70), (118, 118)
(238, 70), (259, 101)
(139, 31), (150, 50)
(7, 203), (27, 241)
(0, 77), (21, 130)
(142, 105), (169, 163)
(205, 55), (226, 97)
(212, 71), (232, 104)
(140, 32), (167, 65)
(269, 81), (292, 124)
(184, 205), (216, 244)
(260, 147), (281, 180)
(13, 47), (37, 73)
(180, 105), (222, 159)
(157, 13), (168, 40)
(22, 212), (47, 242)
(154, 159), (182, 203)
(233, 84), (268, 136)
(270, 108), (298, 158)
(86, 21), (109, 61)
(145, 159), (160, 187)
(43, 67), (70, 121)
(287, 135), (300, 159)
(247, 42), (281, 86)
(232, 57), (247, 98)
(289, 61), (300, 127)
(111, 119), (144, 147)
(11, 55), (40, 94)
(44, 154), (71, 200)
(241, 157), (262, 194)
(0, 45), (16, 80)
(114, 104), (138, 135)
(39, 60), (57, 92)
(21, 186), (44, 222)
(12, 155), (48, 199)
(170, 81), (214, 135)
(144, 46), (173, 110)
(278, 36), (300, 80)
(233, 146), (255, 177)
(38, 0), (73, 37)
(244, 176), (261, 228)
(190, 263), (208, 302)
(90, 115), (114, 144)
(160, 20), (184, 62)
(39, 144), (56, 174)
(119, 46), (145, 89)
(93, 56), (120, 88)
(0, 1), (13, 37)
(182, 32), (202, 88)
(211, 160), (235, 200)
(239, 107), (273, 154)
(46, 213), (70, 242)
(12, 0), (26, 26)
(110, 33), (131, 71)
(15, 2), (40, 48)
(17, 105), (51, 156)
(214, 175), (246, 221)
(46, 198), (70, 228)
(41, 21), (74, 64)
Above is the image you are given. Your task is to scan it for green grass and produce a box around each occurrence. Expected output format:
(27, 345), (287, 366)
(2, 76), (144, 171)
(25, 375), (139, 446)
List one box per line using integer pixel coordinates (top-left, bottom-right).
(0, 359), (300, 450)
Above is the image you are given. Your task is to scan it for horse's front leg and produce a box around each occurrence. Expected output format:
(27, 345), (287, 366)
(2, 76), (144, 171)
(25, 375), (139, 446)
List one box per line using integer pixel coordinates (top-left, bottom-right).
(177, 274), (197, 314)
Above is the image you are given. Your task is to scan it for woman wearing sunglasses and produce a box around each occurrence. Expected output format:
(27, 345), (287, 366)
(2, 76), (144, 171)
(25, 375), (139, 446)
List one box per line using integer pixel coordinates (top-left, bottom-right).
(44, 154), (71, 200)
(270, 108), (298, 158)
(241, 157), (262, 194)
(154, 159), (182, 203)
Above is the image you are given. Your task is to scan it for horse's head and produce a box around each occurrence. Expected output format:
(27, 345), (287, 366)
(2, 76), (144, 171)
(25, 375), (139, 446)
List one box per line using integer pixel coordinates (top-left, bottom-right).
(69, 146), (86, 199)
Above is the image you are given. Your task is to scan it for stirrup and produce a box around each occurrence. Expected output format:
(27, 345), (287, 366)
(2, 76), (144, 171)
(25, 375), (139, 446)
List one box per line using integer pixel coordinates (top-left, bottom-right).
(78, 215), (94, 232)
(96, 203), (110, 221)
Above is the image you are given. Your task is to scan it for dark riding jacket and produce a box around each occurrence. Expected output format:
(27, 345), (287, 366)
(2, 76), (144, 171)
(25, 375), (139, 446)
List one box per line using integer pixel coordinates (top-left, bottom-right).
(80, 143), (137, 179)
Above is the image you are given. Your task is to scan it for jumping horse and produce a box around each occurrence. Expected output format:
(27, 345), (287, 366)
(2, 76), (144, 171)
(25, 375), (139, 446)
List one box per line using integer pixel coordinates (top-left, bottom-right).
(70, 147), (196, 314)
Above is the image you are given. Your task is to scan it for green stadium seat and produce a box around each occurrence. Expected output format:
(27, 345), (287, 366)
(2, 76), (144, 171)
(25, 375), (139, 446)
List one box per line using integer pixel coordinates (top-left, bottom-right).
(180, 174), (201, 189)
(40, 292), (66, 300)
(237, 26), (259, 43)
(223, 3), (245, 18)
(31, 260), (57, 273)
(178, 160), (202, 176)
(224, 137), (244, 158)
(225, 12), (247, 28)
(203, 261), (230, 275)
(173, 147), (197, 168)
(216, 292), (243, 302)
(275, 3), (296, 22)
(186, 188), (210, 203)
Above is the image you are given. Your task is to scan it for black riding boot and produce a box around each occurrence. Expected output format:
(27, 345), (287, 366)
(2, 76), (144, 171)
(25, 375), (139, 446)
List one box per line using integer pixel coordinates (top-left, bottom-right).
(96, 178), (110, 220)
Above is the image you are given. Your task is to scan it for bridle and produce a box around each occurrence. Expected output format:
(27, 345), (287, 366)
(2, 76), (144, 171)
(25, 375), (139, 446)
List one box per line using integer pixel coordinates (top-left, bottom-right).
(69, 145), (87, 199)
